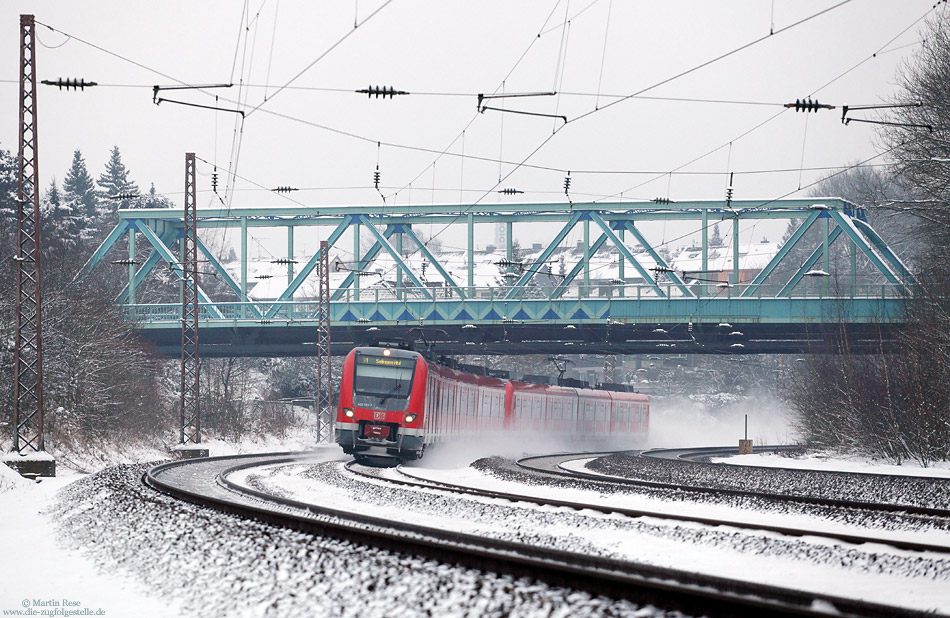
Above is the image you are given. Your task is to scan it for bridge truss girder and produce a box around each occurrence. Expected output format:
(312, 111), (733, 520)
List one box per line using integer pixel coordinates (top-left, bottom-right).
(73, 198), (916, 356)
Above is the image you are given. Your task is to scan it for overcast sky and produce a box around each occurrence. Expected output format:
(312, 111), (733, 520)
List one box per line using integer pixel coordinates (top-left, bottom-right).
(1, 1), (944, 255)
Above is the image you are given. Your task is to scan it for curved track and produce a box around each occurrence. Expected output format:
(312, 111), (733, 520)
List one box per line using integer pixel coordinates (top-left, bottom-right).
(518, 449), (950, 518)
(145, 451), (948, 618)
(343, 459), (950, 555)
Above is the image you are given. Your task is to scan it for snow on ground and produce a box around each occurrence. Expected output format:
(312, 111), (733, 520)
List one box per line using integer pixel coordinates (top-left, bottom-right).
(235, 457), (950, 614)
(382, 450), (950, 547)
(0, 470), (177, 618)
(0, 427), (322, 618)
(0, 461), (30, 494)
(5, 428), (950, 617)
(410, 456), (950, 545)
(51, 462), (665, 618)
(713, 450), (950, 478)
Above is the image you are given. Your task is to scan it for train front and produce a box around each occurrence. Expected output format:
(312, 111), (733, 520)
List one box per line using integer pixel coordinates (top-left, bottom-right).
(335, 346), (428, 463)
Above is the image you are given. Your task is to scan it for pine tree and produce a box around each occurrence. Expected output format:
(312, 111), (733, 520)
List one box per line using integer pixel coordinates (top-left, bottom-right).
(139, 182), (173, 209)
(42, 177), (82, 251)
(45, 177), (61, 209)
(98, 146), (139, 212)
(62, 149), (98, 237)
(710, 223), (724, 247)
(0, 145), (17, 247)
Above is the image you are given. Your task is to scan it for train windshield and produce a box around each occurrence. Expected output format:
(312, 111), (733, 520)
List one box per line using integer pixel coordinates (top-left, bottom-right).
(353, 353), (417, 411)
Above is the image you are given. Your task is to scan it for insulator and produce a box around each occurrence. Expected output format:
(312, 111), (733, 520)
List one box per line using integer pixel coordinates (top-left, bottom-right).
(725, 186), (734, 203)
(374, 168), (381, 189)
(785, 97), (833, 113)
(652, 197), (672, 205)
(563, 174), (572, 194)
(108, 193), (139, 200)
(211, 172), (219, 193)
(41, 77), (98, 91)
(272, 186), (299, 193)
(498, 188), (524, 195)
(357, 85), (409, 99)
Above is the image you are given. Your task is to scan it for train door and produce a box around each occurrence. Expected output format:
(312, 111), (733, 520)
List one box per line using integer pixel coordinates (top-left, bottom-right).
(568, 396), (577, 434)
(468, 385), (476, 431)
(449, 381), (459, 435)
(596, 399), (608, 435)
(423, 374), (434, 436)
(441, 378), (450, 436)
(463, 384), (470, 432)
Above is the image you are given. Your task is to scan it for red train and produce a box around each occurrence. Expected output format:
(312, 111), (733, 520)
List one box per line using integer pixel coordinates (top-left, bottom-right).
(335, 346), (649, 463)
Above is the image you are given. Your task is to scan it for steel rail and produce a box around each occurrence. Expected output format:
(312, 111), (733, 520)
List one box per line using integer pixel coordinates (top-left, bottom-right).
(645, 445), (950, 480)
(517, 451), (950, 519)
(144, 453), (945, 618)
(337, 460), (950, 555)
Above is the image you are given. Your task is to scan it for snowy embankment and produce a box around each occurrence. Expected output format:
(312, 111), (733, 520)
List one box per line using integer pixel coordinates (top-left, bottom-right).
(587, 451), (950, 509)
(45, 457), (654, 618)
(233, 456), (950, 614)
(714, 450), (950, 478)
(0, 428), (331, 618)
(0, 466), (176, 618)
(3, 441), (950, 617)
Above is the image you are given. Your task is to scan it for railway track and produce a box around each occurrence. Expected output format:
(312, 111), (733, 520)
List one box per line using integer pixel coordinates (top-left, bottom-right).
(145, 452), (948, 618)
(518, 448), (950, 518)
(344, 458), (950, 555)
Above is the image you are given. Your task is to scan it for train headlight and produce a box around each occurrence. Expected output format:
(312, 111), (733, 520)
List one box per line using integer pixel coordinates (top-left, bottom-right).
(383, 346), (392, 357)
(404, 413), (417, 423)
(344, 408), (355, 418)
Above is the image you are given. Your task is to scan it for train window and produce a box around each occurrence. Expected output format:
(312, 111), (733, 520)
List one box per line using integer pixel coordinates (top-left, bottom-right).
(353, 353), (416, 411)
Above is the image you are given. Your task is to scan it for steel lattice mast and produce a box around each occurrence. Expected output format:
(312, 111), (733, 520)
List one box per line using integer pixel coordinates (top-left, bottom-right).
(315, 240), (332, 442)
(13, 14), (44, 453)
(180, 153), (201, 444)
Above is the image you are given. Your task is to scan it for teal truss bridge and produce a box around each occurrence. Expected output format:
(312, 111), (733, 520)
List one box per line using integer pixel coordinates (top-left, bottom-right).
(76, 198), (914, 357)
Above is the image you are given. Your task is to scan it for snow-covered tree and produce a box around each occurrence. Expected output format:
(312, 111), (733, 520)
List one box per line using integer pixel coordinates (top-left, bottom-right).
(0, 145), (17, 247)
(138, 182), (173, 209)
(44, 177), (61, 209)
(97, 146), (139, 212)
(42, 178), (84, 252)
(62, 149), (99, 241)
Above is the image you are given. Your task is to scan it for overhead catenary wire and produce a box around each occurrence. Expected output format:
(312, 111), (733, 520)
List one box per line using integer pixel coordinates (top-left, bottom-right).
(30, 4), (930, 247)
(32, 0), (921, 195)
(595, 0), (612, 111)
(243, 0), (393, 117)
(463, 0), (861, 221)
(263, 0), (280, 102)
(599, 1), (942, 202)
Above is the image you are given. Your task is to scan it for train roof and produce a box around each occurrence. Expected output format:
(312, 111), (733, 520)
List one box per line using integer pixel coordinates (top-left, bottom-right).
(347, 346), (646, 400)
